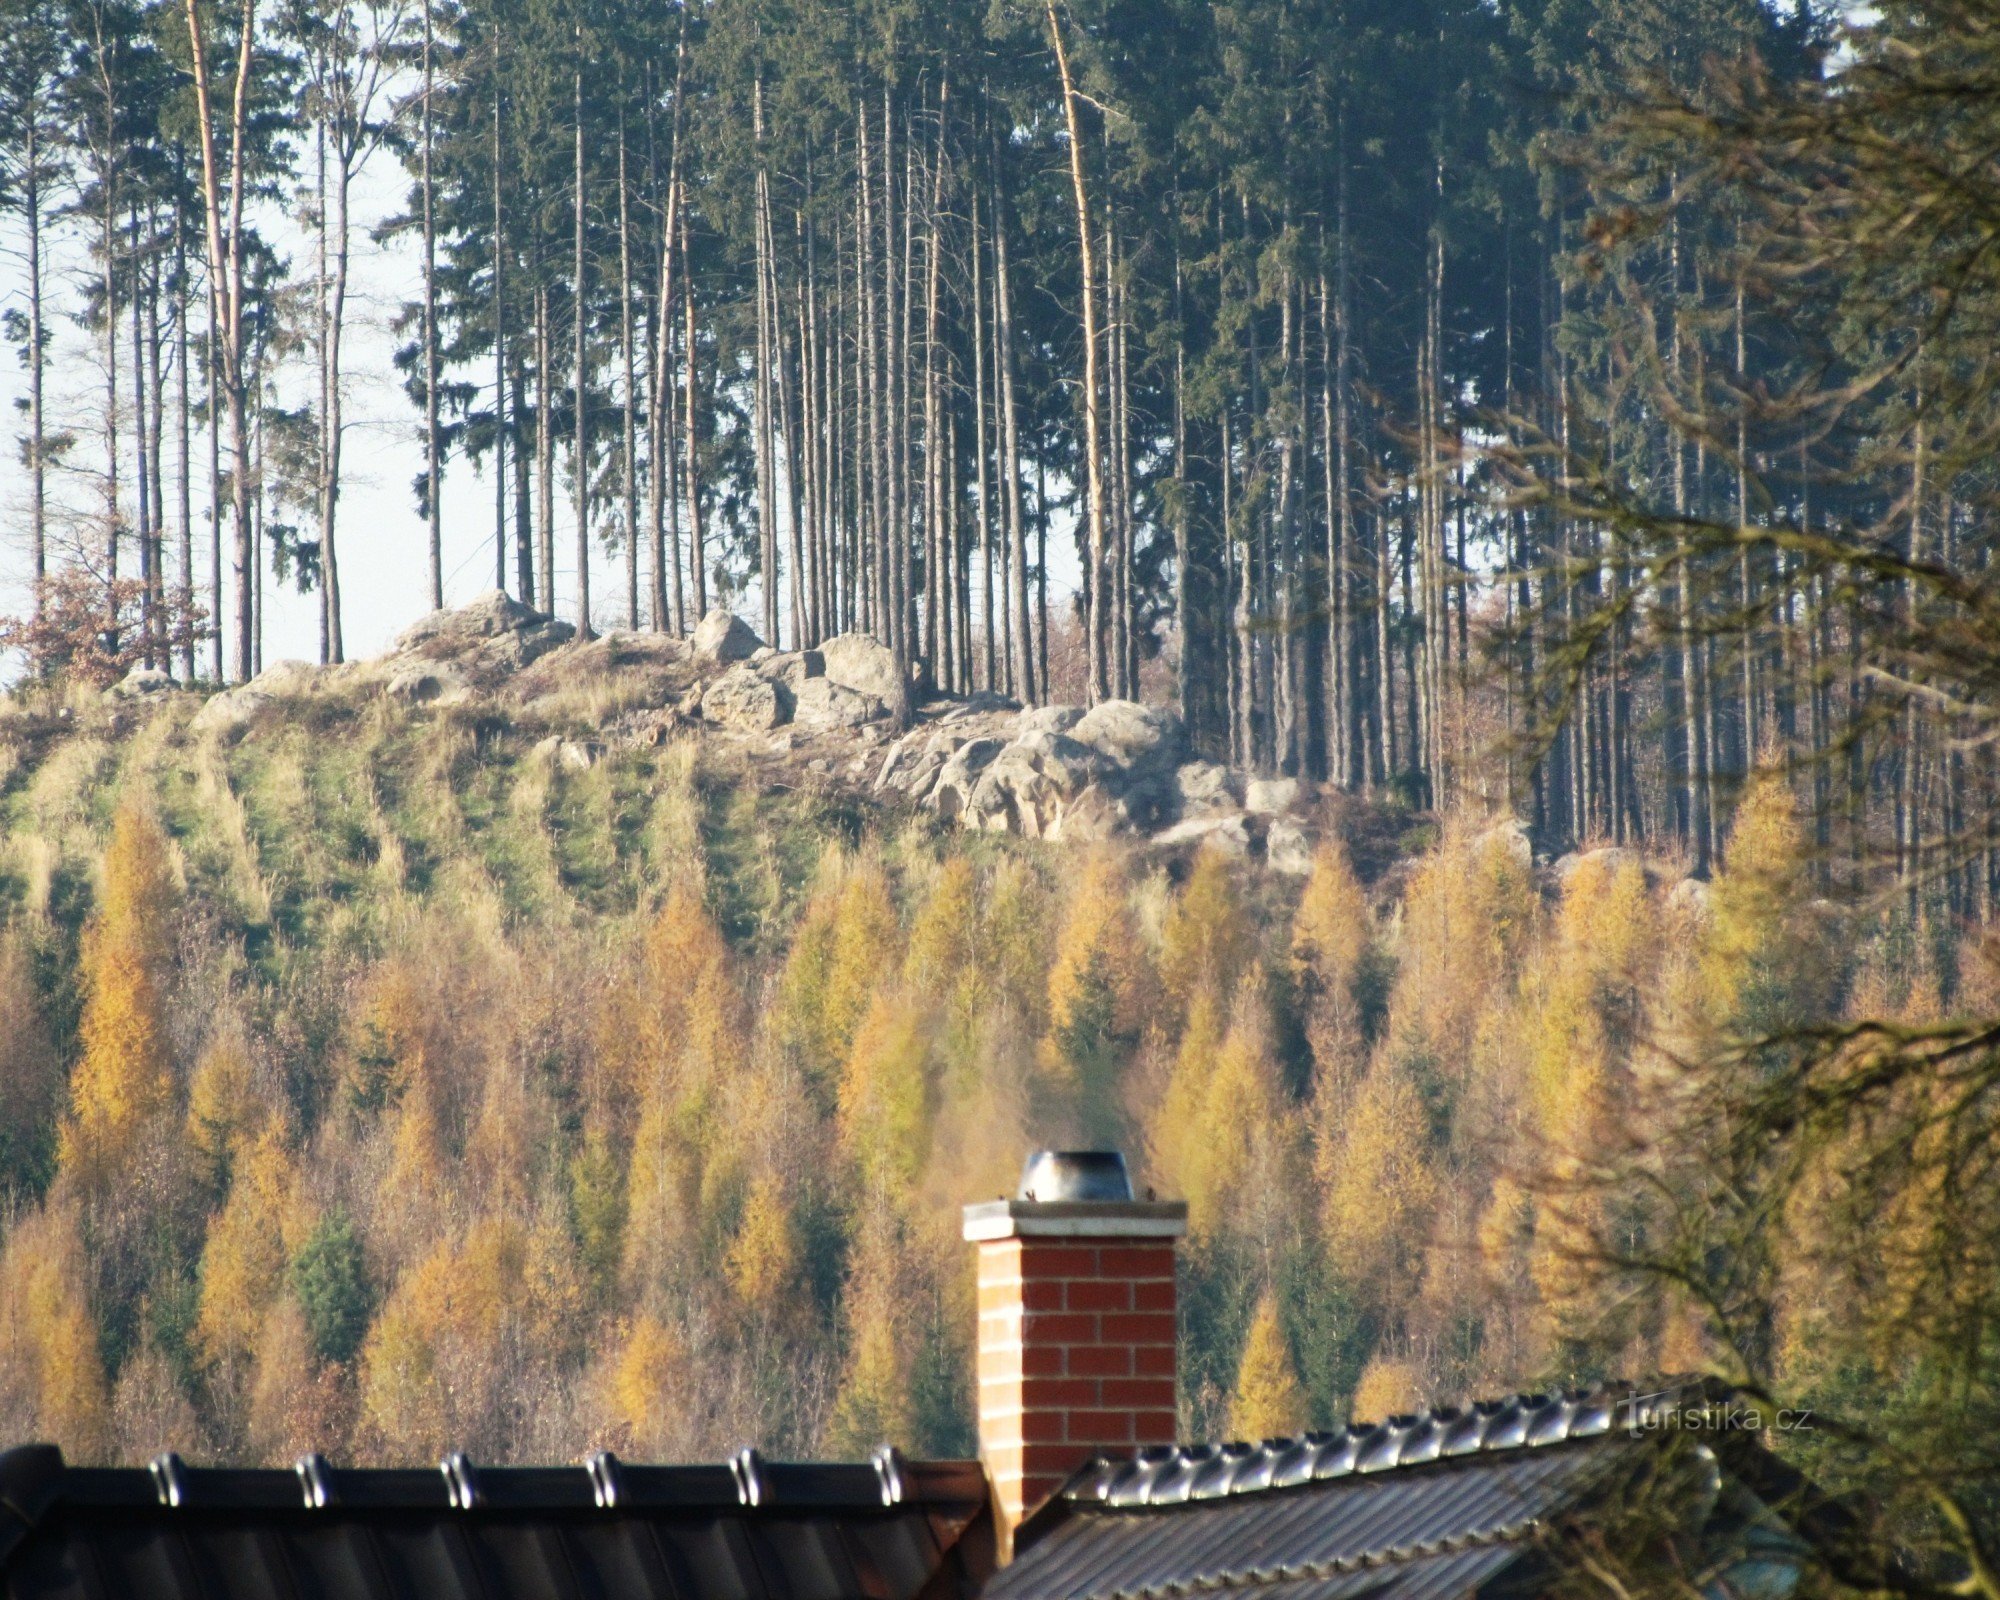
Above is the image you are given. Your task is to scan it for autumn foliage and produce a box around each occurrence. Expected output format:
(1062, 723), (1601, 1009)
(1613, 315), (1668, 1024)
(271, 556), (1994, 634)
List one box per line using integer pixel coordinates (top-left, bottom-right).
(0, 713), (1947, 1467)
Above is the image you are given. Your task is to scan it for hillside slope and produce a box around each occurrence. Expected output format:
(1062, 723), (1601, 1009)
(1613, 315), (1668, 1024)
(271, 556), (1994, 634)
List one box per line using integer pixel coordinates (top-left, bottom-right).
(0, 598), (1897, 1472)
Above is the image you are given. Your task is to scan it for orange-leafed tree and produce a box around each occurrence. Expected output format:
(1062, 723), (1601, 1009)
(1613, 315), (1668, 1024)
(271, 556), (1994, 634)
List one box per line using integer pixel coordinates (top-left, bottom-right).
(0, 1201), (112, 1460)
(59, 802), (179, 1186)
(196, 1126), (310, 1374)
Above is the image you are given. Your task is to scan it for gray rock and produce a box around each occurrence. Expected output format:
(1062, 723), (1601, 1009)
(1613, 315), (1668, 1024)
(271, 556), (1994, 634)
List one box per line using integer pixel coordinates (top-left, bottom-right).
(480, 618), (576, 672)
(1245, 776), (1310, 816)
(109, 666), (174, 698)
(386, 659), (472, 705)
(756, 649), (826, 687)
(1667, 876), (1712, 920)
(963, 734), (1117, 838)
(931, 738), (1004, 820)
(396, 589), (545, 649)
(1153, 812), (1253, 858)
(1012, 730), (1117, 790)
(532, 735), (601, 773)
(692, 609), (764, 664)
(1474, 816), (1534, 870)
(1050, 782), (1132, 842)
(1071, 699), (1183, 770)
(701, 664), (792, 731)
(1266, 817), (1317, 876)
(1015, 704), (1085, 738)
(1175, 761), (1237, 814)
(1551, 845), (1642, 890)
(790, 676), (885, 731)
(874, 727), (944, 793)
(190, 659), (320, 733)
(820, 632), (902, 702)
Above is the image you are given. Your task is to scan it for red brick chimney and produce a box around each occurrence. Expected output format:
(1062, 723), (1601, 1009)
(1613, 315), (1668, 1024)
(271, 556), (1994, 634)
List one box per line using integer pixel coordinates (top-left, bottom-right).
(963, 1151), (1187, 1559)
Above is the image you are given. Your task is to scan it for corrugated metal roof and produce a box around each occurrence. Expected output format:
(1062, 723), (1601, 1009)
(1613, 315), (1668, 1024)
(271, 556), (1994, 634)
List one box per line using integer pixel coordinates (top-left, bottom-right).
(0, 1446), (994, 1600)
(989, 1386), (1696, 1600)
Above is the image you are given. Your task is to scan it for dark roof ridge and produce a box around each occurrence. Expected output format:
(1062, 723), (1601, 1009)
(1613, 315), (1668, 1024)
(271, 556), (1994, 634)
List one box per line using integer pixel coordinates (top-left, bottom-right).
(0, 1440), (985, 1527)
(1058, 1378), (1715, 1513)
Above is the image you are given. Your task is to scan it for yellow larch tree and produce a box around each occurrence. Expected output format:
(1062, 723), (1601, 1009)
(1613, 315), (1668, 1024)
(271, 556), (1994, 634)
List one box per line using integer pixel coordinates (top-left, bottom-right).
(59, 802), (178, 1186)
(772, 851), (899, 1097)
(1229, 1288), (1308, 1441)
(607, 1312), (687, 1456)
(838, 990), (936, 1199)
(984, 857), (1054, 1023)
(1043, 851), (1151, 1136)
(1379, 820), (1536, 1093)
(824, 1212), (916, 1455)
(359, 1216), (539, 1461)
(1146, 987), (1225, 1206)
(1350, 1354), (1424, 1422)
(0, 1201), (112, 1460)
(1320, 1060), (1438, 1294)
(1700, 776), (1826, 1037)
(1158, 847), (1251, 1021)
(245, 1298), (345, 1467)
(1174, 982), (1301, 1247)
(727, 1172), (803, 1326)
(195, 1124), (310, 1373)
(185, 1020), (270, 1194)
(1291, 841), (1371, 1010)
(1290, 841), (1374, 1097)
(904, 856), (980, 990)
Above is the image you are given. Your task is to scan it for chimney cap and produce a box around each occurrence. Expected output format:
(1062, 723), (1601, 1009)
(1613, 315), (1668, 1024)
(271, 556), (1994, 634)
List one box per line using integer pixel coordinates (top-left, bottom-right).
(1017, 1150), (1133, 1203)
(965, 1150), (1187, 1242)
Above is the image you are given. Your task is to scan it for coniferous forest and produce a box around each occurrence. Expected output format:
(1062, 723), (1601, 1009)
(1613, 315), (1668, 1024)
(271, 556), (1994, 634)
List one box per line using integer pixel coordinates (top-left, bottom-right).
(1, 0), (1999, 1592)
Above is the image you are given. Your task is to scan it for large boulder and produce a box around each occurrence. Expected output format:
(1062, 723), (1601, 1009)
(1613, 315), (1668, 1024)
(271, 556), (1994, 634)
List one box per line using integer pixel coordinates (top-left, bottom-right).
(1266, 817), (1317, 876)
(790, 676), (885, 731)
(108, 665), (174, 699)
(1015, 704), (1085, 739)
(1175, 761), (1237, 816)
(820, 633), (902, 703)
(701, 664), (792, 732)
(1153, 812), (1253, 858)
(693, 609), (764, 664)
(397, 589), (544, 649)
(963, 733), (1116, 839)
(385, 658), (472, 706)
(1245, 776), (1310, 816)
(1070, 699), (1182, 772)
(191, 659), (321, 734)
(755, 650), (825, 688)
(1551, 845), (1643, 892)
(1473, 816), (1534, 870)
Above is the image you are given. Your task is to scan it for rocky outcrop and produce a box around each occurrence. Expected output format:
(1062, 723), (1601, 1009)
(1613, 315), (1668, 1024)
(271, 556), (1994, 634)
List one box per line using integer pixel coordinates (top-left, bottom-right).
(180, 592), (1337, 870)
